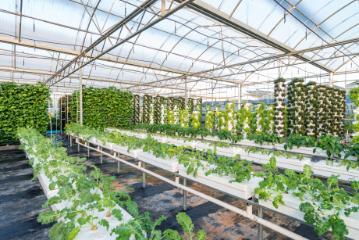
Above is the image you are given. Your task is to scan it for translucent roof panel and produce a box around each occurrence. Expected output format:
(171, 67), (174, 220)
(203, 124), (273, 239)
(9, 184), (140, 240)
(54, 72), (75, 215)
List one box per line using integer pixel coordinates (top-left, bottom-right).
(0, 0), (358, 99)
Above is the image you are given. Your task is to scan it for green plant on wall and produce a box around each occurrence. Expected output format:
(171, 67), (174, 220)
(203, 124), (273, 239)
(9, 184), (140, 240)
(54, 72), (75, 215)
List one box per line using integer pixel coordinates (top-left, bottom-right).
(225, 102), (235, 132)
(142, 94), (152, 124)
(179, 109), (189, 128)
(235, 103), (252, 137)
(191, 110), (201, 129)
(216, 109), (227, 131)
(274, 78), (286, 137)
(160, 96), (167, 124)
(188, 98), (194, 113)
(350, 87), (359, 143)
(154, 95), (161, 124)
(70, 87), (133, 129)
(256, 103), (266, 134)
(167, 97), (174, 125)
(205, 106), (214, 132)
(305, 82), (318, 137)
(133, 95), (140, 124)
(287, 78), (306, 135)
(0, 83), (49, 144)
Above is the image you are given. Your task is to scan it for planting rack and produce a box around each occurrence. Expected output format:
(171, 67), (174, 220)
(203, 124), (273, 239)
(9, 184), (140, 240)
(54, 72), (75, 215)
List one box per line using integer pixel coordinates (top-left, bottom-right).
(69, 132), (359, 240)
(23, 146), (133, 240)
(107, 128), (359, 182)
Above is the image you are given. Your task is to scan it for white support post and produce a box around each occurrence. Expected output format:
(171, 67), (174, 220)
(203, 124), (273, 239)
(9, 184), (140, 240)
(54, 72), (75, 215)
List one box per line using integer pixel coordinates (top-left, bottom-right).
(77, 139), (80, 152)
(246, 202), (252, 215)
(329, 72), (334, 87)
(184, 76), (188, 105)
(258, 206), (263, 240)
(183, 178), (188, 211)
(238, 83), (242, 109)
(87, 143), (90, 157)
(69, 136), (72, 147)
(142, 162), (146, 188)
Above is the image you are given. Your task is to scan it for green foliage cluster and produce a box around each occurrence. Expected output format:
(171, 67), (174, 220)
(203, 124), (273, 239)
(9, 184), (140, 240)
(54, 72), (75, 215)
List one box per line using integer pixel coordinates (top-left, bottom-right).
(134, 123), (358, 169)
(287, 78), (306, 135)
(19, 127), (206, 240)
(0, 83), (49, 144)
(350, 87), (359, 143)
(68, 124), (359, 240)
(133, 95), (141, 124)
(70, 87), (133, 129)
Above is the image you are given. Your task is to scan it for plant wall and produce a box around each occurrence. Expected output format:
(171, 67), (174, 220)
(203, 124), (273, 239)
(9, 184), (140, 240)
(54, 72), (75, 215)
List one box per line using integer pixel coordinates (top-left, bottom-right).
(153, 95), (161, 124)
(205, 106), (215, 132)
(331, 88), (346, 137)
(167, 97), (175, 125)
(350, 87), (359, 142)
(226, 102), (235, 131)
(179, 109), (189, 128)
(160, 96), (167, 124)
(305, 82), (318, 137)
(133, 95), (140, 124)
(338, 89), (346, 137)
(256, 103), (266, 134)
(70, 87), (133, 129)
(287, 78), (306, 135)
(142, 94), (152, 124)
(274, 78), (286, 137)
(0, 83), (49, 144)
(191, 110), (201, 129)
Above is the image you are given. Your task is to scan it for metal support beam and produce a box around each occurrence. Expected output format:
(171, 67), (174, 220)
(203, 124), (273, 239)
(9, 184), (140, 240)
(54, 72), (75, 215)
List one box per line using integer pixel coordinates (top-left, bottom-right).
(47, 0), (193, 86)
(185, 0), (333, 73)
(46, 0), (157, 85)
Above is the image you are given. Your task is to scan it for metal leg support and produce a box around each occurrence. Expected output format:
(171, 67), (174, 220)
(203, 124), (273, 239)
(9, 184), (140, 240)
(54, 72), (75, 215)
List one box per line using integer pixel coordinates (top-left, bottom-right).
(183, 178), (187, 211)
(142, 162), (146, 189)
(258, 206), (263, 240)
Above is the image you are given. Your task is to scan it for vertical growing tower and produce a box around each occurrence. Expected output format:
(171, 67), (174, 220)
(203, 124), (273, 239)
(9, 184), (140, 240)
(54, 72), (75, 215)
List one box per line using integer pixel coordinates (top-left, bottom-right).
(274, 78), (286, 137)
(287, 78), (306, 135)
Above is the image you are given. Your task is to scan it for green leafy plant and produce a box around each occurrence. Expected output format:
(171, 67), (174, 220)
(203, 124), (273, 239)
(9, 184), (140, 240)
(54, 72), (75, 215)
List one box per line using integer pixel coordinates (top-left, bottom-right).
(69, 87), (133, 129)
(0, 83), (49, 144)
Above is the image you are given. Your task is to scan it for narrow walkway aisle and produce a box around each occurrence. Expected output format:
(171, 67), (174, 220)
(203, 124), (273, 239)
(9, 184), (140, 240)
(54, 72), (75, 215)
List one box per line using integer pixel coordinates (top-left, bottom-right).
(0, 147), (50, 240)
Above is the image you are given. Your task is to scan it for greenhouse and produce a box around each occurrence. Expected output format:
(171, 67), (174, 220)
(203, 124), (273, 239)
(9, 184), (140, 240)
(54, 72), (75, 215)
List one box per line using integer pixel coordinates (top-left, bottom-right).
(0, 0), (358, 239)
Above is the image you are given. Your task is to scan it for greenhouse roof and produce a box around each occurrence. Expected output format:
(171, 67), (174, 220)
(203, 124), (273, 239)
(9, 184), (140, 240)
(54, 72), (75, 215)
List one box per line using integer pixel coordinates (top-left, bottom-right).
(0, 0), (358, 100)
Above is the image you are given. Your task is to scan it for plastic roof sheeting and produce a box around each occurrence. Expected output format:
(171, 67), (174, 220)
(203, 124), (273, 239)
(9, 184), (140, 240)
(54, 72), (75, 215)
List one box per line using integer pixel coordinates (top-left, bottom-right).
(0, 0), (357, 100)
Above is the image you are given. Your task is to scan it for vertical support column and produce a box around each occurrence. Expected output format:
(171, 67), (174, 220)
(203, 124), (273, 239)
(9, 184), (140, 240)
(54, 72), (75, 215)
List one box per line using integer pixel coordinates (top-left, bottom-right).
(79, 68), (83, 126)
(183, 178), (187, 211)
(142, 162), (146, 189)
(329, 72), (334, 87)
(113, 152), (120, 173)
(100, 147), (103, 164)
(184, 76), (188, 105)
(87, 143), (90, 157)
(69, 136), (72, 147)
(258, 206), (263, 240)
(77, 139), (80, 152)
(237, 83), (242, 109)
